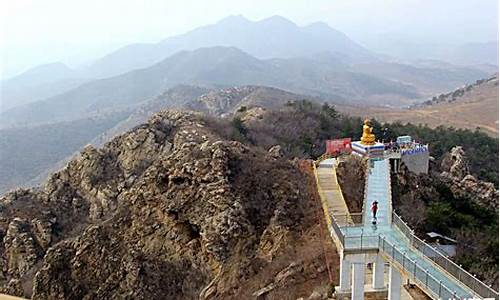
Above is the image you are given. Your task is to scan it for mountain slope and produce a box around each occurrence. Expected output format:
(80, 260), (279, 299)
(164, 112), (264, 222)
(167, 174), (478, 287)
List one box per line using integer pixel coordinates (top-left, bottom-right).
(0, 47), (275, 127)
(84, 15), (374, 78)
(364, 39), (499, 67)
(187, 85), (311, 115)
(0, 63), (88, 112)
(90, 85), (212, 147)
(339, 74), (499, 136)
(2, 63), (75, 87)
(349, 62), (487, 94)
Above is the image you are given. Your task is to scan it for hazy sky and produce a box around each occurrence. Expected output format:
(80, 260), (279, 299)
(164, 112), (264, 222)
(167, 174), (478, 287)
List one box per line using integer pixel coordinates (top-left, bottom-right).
(1, 0), (498, 78)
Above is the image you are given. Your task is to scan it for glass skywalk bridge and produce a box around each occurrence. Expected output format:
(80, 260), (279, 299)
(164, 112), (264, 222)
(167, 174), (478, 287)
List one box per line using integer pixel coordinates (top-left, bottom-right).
(318, 158), (498, 300)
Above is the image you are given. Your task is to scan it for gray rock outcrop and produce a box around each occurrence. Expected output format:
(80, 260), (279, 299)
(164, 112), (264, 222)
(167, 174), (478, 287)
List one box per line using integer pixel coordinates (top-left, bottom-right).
(441, 146), (498, 211)
(0, 110), (315, 299)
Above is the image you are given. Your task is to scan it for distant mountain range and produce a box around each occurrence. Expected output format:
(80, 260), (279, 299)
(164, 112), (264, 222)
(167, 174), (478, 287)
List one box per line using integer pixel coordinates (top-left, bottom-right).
(349, 61), (486, 94)
(0, 62), (88, 112)
(364, 37), (499, 67)
(1, 15), (492, 117)
(1, 15), (375, 112)
(84, 15), (376, 79)
(0, 45), (489, 129)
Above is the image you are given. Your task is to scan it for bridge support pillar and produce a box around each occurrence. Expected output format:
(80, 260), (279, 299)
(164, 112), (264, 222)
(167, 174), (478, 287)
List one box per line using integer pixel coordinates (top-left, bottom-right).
(373, 254), (385, 290)
(339, 258), (351, 292)
(388, 265), (402, 300)
(351, 263), (365, 300)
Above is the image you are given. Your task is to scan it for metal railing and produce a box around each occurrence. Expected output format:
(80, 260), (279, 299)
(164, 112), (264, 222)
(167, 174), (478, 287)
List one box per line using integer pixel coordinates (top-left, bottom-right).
(392, 212), (414, 242)
(331, 213), (363, 226)
(386, 160), (393, 224)
(379, 236), (466, 300)
(344, 234), (379, 251)
(392, 212), (499, 299)
(329, 213), (380, 251)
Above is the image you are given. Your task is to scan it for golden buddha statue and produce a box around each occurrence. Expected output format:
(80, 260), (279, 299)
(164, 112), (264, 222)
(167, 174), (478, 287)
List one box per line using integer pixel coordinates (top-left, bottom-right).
(360, 119), (376, 145)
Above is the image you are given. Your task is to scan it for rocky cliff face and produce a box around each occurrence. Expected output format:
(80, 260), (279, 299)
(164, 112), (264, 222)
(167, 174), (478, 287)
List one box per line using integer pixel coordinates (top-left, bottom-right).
(392, 145), (499, 229)
(0, 111), (329, 299)
(391, 146), (499, 286)
(336, 155), (366, 213)
(440, 146), (499, 211)
(390, 163), (437, 231)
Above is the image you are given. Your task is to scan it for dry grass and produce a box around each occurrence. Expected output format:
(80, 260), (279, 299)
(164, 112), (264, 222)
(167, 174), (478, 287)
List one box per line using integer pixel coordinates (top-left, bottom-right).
(338, 78), (499, 137)
(224, 160), (340, 300)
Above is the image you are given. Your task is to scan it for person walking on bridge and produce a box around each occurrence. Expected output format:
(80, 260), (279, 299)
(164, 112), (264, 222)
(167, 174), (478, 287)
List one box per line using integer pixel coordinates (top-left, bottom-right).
(371, 200), (379, 219)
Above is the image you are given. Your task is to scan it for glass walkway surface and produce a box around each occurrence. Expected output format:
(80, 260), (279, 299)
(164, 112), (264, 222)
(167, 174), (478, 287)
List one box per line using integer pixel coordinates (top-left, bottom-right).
(317, 158), (498, 299)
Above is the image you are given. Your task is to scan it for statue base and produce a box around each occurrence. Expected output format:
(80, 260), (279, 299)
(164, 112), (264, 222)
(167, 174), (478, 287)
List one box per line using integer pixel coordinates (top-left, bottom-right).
(351, 141), (385, 158)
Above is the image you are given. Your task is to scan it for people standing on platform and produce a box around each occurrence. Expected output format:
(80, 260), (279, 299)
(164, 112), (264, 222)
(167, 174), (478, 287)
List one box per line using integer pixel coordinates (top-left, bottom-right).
(371, 200), (379, 218)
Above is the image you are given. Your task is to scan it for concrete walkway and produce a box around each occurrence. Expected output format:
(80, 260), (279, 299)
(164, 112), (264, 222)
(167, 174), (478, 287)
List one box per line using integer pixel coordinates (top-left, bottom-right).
(316, 158), (352, 223)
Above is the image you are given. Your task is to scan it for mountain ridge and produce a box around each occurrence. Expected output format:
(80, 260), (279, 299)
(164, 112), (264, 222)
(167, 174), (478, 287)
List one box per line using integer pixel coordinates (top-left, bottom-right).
(0, 62), (88, 112)
(0, 46), (425, 129)
(0, 85), (317, 194)
(84, 15), (374, 79)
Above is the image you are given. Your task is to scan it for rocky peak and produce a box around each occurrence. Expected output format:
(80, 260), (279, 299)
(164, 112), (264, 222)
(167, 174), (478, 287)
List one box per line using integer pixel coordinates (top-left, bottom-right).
(441, 146), (498, 211)
(188, 85), (307, 117)
(441, 146), (470, 180)
(191, 86), (261, 116)
(0, 110), (316, 299)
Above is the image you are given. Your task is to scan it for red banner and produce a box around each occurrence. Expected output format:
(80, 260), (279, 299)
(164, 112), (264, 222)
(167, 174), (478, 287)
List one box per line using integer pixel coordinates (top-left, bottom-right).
(326, 138), (352, 155)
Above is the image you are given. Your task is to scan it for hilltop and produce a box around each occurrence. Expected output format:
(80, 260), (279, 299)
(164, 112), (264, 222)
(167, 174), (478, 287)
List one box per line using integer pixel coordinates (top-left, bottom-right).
(0, 86), (314, 194)
(0, 63), (87, 112)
